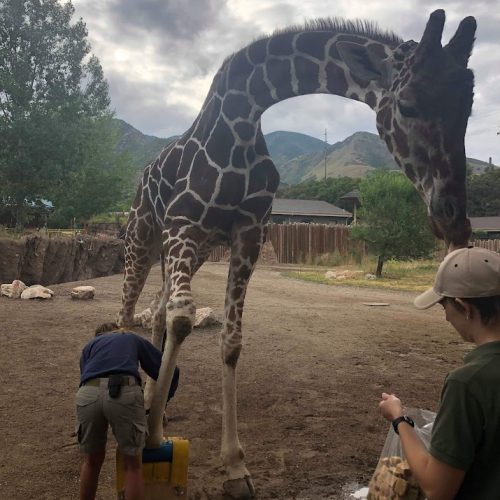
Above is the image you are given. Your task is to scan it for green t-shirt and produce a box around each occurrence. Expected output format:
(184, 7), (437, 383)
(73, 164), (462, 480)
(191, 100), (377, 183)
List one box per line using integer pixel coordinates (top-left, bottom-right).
(430, 341), (500, 499)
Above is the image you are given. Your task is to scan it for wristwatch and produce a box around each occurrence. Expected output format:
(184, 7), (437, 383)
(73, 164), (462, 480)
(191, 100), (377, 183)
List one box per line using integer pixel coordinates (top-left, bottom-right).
(392, 415), (415, 435)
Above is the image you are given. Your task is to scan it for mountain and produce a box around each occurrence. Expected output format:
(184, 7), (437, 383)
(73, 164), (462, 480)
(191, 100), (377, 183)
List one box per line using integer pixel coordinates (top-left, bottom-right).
(112, 118), (177, 170)
(264, 131), (327, 167)
(112, 119), (495, 185)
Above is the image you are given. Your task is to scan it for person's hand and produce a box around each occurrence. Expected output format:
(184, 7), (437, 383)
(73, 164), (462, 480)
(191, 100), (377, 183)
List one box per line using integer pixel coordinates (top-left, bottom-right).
(378, 392), (404, 421)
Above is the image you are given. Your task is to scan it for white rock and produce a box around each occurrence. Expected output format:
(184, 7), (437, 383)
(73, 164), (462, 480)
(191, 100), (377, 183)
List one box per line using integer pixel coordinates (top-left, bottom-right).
(71, 285), (95, 300)
(194, 307), (221, 328)
(1, 280), (28, 298)
(21, 285), (54, 300)
(365, 273), (377, 280)
(325, 271), (337, 279)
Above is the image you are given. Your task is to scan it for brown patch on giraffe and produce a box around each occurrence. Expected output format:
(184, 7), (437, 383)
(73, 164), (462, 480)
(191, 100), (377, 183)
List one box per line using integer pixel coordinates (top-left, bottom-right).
(240, 196), (273, 220)
(247, 161), (276, 196)
(159, 180), (172, 203)
(205, 116), (233, 167)
(325, 62), (348, 96)
(163, 147), (181, 186)
(249, 66), (276, 108)
(403, 163), (417, 184)
(378, 96), (390, 108)
(364, 91), (377, 108)
(266, 58), (293, 100)
(376, 105), (392, 132)
(232, 146), (246, 169)
(384, 137), (394, 154)
(296, 32), (332, 60)
(234, 122), (256, 142)
(222, 94), (252, 121)
(392, 119), (410, 158)
(177, 140), (198, 178)
(246, 148), (256, 165)
(215, 172), (245, 206)
(227, 52), (254, 93)
(224, 346), (242, 369)
(247, 38), (268, 65)
(202, 207), (235, 232)
(193, 97), (222, 143)
(189, 151), (219, 203)
(268, 33), (294, 56)
(167, 192), (205, 221)
(294, 56), (320, 94)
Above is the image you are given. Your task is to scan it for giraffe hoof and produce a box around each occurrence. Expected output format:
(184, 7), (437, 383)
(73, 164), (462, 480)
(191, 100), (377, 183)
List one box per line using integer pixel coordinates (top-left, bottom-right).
(223, 476), (255, 499)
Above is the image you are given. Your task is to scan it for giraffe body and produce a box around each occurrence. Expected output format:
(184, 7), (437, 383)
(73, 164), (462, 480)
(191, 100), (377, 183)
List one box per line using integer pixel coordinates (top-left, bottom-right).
(116, 11), (475, 498)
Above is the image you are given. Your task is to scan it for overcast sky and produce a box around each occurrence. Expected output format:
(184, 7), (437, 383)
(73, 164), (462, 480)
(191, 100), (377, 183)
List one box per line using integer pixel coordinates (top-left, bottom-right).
(72, 0), (500, 164)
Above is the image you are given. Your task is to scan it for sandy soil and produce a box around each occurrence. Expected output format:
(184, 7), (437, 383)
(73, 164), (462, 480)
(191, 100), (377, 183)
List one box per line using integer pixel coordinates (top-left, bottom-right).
(0, 262), (470, 499)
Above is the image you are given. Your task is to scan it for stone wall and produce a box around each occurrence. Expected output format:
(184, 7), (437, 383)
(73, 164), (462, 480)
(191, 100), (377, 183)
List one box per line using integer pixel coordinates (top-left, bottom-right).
(0, 235), (124, 286)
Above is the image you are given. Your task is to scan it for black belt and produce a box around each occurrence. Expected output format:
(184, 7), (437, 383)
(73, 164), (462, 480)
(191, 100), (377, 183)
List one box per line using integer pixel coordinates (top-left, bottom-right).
(84, 375), (139, 387)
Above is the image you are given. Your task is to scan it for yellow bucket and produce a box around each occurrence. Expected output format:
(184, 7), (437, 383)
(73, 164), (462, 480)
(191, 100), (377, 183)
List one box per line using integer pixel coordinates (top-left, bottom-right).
(116, 437), (189, 499)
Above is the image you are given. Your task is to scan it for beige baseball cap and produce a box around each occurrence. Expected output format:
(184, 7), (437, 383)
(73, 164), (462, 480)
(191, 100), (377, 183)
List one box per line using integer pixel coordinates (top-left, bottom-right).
(414, 247), (500, 310)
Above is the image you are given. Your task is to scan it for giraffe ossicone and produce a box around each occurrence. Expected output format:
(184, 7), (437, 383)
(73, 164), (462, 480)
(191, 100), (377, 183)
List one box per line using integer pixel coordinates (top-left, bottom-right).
(114, 9), (475, 499)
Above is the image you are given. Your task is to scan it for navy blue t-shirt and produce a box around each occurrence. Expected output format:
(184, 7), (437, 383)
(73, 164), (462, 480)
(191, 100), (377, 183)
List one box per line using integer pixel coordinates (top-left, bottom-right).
(79, 333), (179, 401)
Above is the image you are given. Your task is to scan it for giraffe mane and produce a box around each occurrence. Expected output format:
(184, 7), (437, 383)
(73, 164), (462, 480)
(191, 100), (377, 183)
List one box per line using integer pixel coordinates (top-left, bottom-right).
(273, 17), (403, 47)
(219, 17), (403, 67)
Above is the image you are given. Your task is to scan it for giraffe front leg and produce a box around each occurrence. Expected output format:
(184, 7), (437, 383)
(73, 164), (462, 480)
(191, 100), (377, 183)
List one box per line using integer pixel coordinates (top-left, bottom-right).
(221, 225), (263, 499)
(144, 284), (169, 410)
(146, 224), (203, 446)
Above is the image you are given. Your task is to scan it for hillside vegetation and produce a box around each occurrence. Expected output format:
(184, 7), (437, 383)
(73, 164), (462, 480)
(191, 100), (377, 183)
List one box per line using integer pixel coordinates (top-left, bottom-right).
(113, 119), (493, 186)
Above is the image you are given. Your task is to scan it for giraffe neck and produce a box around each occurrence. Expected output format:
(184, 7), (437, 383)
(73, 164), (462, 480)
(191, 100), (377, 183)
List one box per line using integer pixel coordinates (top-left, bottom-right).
(194, 30), (396, 140)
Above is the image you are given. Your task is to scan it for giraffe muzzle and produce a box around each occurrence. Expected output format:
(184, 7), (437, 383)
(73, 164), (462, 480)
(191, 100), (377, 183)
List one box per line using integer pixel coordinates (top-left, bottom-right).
(430, 194), (471, 247)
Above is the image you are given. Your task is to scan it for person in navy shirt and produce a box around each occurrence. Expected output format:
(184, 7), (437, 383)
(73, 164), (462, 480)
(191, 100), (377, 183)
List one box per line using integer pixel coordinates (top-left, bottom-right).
(76, 324), (179, 500)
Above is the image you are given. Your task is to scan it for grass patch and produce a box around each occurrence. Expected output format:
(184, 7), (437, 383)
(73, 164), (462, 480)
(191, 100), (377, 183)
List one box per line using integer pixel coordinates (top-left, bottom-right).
(283, 258), (439, 293)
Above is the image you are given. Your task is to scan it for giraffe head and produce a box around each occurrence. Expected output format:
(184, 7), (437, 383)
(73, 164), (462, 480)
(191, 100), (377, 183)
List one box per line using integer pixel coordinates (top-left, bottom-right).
(341, 10), (476, 249)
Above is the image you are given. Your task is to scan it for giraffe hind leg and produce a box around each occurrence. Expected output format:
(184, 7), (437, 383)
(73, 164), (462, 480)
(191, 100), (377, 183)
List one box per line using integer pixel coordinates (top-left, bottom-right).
(221, 224), (264, 499)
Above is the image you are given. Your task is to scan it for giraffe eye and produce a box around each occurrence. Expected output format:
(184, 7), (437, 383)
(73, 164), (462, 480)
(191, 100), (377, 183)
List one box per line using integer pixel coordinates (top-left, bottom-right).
(398, 101), (419, 118)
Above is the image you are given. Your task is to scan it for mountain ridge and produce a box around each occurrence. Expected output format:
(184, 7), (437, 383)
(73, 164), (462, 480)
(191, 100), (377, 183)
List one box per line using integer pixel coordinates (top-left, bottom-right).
(112, 119), (494, 185)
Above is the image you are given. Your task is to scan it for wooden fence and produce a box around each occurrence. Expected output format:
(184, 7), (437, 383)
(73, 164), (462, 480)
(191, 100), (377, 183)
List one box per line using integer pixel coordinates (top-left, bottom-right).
(208, 223), (363, 264)
(472, 239), (500, 252)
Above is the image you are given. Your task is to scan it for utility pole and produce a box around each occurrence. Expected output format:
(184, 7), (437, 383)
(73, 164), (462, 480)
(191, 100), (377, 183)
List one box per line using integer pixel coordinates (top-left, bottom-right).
(324, 128), (328, 181)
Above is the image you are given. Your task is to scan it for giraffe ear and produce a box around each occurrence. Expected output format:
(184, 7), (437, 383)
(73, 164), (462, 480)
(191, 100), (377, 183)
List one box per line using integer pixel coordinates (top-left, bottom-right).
(444, 16), (476, 68)
(337, 41), (390, 87)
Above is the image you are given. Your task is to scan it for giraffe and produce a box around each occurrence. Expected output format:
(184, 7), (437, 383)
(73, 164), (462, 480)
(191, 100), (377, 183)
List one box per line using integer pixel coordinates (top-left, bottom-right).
(115, 9), (475, 498)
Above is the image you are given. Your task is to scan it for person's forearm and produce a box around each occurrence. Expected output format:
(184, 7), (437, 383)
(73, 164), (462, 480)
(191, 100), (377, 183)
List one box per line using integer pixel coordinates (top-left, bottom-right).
(398, 424), (431, 490)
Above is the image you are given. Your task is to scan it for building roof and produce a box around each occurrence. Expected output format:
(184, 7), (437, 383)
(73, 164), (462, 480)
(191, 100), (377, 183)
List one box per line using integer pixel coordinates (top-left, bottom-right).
(470, 216), (500, 231)
(272, 198), (351, 218)
(339, 189), (361, 201)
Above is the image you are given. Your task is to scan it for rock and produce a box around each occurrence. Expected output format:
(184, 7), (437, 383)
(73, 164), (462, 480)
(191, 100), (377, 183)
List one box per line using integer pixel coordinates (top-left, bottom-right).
(194, 307), (221, 328)
(325, 271), (337, 279)
(1, 279), (27, 298)
(133, 307), (153, 329)
(71, 285), (95, 300)
(20, 285), (54, 300)
(365, 273), (377, 280)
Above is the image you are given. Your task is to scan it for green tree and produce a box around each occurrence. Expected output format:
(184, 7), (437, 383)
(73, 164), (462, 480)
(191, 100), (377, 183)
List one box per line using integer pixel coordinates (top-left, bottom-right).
(467, 169), (500, 216)
(0, 0), (131, 228)
(351, 170), (436, 276)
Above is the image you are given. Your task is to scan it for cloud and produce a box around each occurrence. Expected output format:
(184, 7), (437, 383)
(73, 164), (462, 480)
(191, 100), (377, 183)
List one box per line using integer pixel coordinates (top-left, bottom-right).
(71, 0), (500, 164)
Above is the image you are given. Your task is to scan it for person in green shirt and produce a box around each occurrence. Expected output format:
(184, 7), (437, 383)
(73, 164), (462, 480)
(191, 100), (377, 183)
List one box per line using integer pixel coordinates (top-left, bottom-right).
(378, 246), (500, 499)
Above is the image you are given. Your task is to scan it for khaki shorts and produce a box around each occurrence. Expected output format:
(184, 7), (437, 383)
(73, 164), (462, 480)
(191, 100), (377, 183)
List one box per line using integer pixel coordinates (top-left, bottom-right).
(76, 378), (147, 456)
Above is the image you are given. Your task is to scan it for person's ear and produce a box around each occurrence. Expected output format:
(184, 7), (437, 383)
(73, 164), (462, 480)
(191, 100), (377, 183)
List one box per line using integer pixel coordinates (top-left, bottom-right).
(455, 298), (473, 320)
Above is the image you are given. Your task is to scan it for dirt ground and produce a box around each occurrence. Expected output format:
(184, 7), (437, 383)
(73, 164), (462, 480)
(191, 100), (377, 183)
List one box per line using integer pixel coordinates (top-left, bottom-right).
(0, 262), (471, 499)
